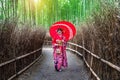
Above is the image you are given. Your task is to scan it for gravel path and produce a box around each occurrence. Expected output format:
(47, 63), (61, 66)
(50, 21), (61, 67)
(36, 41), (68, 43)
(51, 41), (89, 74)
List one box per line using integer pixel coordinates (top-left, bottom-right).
(14, 47), (90, 80)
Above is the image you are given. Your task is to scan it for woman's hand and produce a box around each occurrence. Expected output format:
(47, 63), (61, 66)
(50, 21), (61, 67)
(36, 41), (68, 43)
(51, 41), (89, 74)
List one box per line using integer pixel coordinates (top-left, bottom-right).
(56, 40), (62, 44)
(62, 40), (64, 42)
(56, 39), (61, 42)
(54, 43), (59, 46)
(52, 43), (59, 48)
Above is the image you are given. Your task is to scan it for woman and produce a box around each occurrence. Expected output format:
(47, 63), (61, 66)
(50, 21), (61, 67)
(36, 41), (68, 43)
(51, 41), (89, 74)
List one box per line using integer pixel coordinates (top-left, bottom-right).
(52, 28), (68, 71)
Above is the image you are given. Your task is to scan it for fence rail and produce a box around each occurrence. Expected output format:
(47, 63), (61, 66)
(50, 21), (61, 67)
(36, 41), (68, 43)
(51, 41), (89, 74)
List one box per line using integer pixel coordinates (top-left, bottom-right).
(0, 48), (42, 67)
(0, 48), (42, 80)
(67, 48), (100, 80)
(68, 42), (120, 72)
(45, 40), (120, 80)
(8, 54), (43, 80)
(1, 40), (120, 80)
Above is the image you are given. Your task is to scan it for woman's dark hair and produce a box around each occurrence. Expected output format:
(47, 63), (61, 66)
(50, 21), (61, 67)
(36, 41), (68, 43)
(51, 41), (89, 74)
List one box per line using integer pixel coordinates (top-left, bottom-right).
(57, 28), (63, 32)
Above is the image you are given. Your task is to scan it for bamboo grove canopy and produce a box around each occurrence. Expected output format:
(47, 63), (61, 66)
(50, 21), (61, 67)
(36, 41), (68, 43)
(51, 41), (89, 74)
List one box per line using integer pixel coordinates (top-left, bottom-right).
(0, 0), (118, 28)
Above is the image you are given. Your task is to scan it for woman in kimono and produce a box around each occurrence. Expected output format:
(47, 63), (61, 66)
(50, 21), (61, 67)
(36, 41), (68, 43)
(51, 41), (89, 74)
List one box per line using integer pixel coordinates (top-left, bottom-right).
(52, 28), (68, 71)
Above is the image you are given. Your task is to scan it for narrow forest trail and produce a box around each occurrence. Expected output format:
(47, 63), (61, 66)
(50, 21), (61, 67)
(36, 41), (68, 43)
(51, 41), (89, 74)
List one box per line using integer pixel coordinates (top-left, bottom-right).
(14, 47), (90, 80)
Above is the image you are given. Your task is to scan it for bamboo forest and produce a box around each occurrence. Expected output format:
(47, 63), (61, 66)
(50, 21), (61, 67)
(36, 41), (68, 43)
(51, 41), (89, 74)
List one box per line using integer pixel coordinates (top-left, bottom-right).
(0, 0), (120, 80)
(0, 0), (116, 27)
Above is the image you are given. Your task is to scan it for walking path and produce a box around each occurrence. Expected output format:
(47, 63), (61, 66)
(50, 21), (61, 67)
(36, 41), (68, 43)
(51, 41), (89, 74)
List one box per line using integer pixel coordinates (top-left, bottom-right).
(14, 47), (90, 80)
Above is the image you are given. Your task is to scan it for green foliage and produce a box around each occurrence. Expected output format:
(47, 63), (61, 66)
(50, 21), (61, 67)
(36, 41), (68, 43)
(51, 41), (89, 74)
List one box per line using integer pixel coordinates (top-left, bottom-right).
(0, 0), (117, 28)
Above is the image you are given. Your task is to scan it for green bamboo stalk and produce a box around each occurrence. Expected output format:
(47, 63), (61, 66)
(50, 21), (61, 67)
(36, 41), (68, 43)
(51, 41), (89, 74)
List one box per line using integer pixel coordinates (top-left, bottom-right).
(0, 0), (115, 28)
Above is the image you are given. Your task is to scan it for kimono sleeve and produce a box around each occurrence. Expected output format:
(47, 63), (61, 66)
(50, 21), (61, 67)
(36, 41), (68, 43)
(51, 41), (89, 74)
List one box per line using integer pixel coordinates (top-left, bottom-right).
(63, 36), (67, 46)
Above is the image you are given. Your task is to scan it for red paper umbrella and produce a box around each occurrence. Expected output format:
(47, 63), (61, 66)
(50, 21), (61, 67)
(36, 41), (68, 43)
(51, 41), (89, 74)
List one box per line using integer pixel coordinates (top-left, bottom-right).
(49, 21), (76, 41)
(54, 21), (76, 36)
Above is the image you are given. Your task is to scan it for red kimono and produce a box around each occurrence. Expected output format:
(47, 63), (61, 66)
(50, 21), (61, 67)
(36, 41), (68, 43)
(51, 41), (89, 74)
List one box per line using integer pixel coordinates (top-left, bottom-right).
(52, 34), (68, 71)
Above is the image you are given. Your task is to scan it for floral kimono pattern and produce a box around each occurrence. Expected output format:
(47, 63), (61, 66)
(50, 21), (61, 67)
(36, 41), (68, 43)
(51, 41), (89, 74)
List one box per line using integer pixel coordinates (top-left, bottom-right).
(52, 35), (68, 71)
